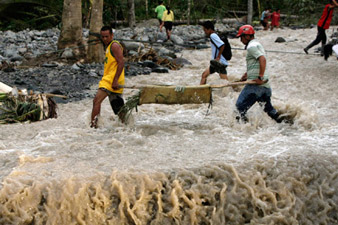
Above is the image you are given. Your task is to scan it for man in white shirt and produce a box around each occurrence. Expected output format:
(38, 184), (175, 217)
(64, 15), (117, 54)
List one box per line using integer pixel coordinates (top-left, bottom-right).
(324, 43), (338, 60)
(333, 44), (338, 59)
(200, 21), (229, 85)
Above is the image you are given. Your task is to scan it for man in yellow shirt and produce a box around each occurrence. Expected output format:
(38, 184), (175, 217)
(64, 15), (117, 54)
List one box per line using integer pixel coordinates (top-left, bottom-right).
(90, 26), (125, 128)
(160, 6), (174, 41)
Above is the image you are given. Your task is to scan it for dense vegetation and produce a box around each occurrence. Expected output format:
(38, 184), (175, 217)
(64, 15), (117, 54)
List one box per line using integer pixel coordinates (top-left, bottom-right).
(0, 0), (336, 31)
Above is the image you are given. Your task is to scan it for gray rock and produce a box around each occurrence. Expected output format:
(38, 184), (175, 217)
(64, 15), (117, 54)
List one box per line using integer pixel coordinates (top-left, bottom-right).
(128, 50), (138, 56)
(170, 35), (185, 45)
(136, 35), (149, 42)
(123, 41), (144, 51)
(172, 57), (192, 66)
(275, 37), (286, 43)
(196, 44), (209, 49)
(4, 49), (17, 58)
(158, 47), (171, 56)
(89, 71), (98, 77)
(18, 48), (27, 54)
(136, 19), (159, 28)
(4, 31), (16, 40)
(152, 67), (169, 73)
(141, 60), (158, 68)
(61, 48), (74, 59)
(10, 55), (23, 62)
(42, 63), (58, 68)
(71, 63), (81, 70)
(156, 32), (167, 41)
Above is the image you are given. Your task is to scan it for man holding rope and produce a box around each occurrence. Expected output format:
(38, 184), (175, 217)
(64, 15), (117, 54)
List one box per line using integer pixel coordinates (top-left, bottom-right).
(90, 26), (125, 128)
(235, 25), (288, 124)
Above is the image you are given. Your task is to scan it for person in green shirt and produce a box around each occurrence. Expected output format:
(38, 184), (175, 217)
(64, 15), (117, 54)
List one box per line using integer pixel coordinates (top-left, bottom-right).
(155, 1), (166, 28)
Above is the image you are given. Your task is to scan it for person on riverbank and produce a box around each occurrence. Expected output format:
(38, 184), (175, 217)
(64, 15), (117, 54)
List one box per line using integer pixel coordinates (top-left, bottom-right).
(304, 0), (338, 55)
(200, 21), (228, 85)
(160, 6), (174, 41)
(155, 1), (166, 31)
(270, 9), (281, 31)
(260, 8), (271, 31)
(235, 25), (287, 123)
(90, 26), (125, 128)
(323, 43), (338, 60)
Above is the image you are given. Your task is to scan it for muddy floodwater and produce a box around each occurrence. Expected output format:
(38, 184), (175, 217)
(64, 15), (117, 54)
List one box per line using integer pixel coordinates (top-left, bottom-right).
(1, 27), (338, 224)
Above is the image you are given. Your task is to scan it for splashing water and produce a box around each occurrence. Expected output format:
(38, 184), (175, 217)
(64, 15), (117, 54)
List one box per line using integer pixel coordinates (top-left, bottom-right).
(1, 27), (338, 224)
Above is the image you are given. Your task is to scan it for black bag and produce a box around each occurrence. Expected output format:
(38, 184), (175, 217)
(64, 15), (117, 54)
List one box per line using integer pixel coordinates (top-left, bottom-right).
(210, 33), (232, 61)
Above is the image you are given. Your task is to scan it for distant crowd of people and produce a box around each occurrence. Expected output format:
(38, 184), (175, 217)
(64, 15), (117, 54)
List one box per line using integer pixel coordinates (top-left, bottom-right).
(260, 8), (281, 31)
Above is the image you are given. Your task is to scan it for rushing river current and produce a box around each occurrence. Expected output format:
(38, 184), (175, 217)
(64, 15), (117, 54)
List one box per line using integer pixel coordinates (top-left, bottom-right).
(1, 27), (338, 224)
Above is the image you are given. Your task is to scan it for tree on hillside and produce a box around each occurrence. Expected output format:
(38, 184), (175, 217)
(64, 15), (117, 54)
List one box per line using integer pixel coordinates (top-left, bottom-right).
(87, 0), (104, 63)
(57, 0), (83, 57)
(247, 0), (253, 24)
(187, 0), (191, 25)
(128, 0), (136, 28)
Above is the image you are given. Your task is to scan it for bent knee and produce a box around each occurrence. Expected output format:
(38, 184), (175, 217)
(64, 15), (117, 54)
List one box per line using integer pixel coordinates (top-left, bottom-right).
(219, 74), (228, 80)
(202, 72), (209, 79)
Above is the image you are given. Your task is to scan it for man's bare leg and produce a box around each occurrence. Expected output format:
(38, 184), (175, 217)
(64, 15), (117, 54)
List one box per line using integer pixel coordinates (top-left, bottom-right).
(91, 89), (108, 128)
(200, 68), (210, 85)
(219, 73), (228, 80)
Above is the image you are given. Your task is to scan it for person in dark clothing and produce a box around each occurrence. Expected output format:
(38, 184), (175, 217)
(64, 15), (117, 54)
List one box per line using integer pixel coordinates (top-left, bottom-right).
(304, 0), (338, 55)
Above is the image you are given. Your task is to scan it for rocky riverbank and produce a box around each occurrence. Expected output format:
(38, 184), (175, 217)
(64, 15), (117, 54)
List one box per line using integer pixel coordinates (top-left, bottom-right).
(0, 21), (239, 102)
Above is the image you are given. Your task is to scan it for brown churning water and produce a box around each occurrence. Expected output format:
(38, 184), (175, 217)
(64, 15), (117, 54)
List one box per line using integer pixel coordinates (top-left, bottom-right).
(0, 27), (338, 224)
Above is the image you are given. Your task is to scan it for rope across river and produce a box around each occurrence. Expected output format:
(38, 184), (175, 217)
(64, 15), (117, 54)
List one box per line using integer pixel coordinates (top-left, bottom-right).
(28, 32), (320, 59)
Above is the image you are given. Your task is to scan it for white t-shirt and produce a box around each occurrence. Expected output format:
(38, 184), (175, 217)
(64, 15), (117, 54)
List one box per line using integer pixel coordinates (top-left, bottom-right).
(332, 44), (338, 57)
(210, 33), (229, 66)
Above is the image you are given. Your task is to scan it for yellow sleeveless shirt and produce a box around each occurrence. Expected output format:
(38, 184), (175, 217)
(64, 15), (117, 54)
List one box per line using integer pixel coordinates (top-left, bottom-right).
(99, 40), (125, 94)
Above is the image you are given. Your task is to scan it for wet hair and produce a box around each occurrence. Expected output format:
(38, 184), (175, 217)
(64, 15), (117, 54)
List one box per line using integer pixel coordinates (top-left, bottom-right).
(202, 21), (214, 31)
(166, 6), (171, 15)
(101, 26), (112, 34)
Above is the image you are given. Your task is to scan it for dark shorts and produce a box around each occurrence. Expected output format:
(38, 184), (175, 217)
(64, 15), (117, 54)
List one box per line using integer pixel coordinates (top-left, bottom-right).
(260, 19), (267, 27)
(99, 88), (124, 115)
(210, 64), (227, 74)
(164, 21), (173, 31)
(158, 19), (162, 25)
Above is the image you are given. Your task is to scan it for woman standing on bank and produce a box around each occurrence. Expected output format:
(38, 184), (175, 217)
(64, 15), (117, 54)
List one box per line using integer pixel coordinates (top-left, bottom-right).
(160, 6), (174, 41)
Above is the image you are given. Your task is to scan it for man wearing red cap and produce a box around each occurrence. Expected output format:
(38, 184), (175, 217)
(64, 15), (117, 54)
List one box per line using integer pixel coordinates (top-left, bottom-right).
(235, 25), (287, 123)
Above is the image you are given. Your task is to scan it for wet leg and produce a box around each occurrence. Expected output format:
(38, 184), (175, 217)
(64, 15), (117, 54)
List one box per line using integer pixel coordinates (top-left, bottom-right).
(91, 89), (108, 128)
(200, 68), (211, 85)
(236, 87), (258, 122)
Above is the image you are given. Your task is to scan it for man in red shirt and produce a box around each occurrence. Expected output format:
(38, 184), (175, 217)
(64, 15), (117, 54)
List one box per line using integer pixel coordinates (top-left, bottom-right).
(304, 0), (338, 55)
(270, 9), (281, 31)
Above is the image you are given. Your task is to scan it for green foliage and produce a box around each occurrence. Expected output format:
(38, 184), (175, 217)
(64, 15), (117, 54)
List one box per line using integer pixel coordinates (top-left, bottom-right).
(0, 0), (335, 31)
(0, 93), (41, 124)
(0, 0), (63, 31)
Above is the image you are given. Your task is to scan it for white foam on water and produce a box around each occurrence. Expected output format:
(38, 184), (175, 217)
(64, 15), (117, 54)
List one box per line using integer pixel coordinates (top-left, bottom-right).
(1, 27), (338, 224)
